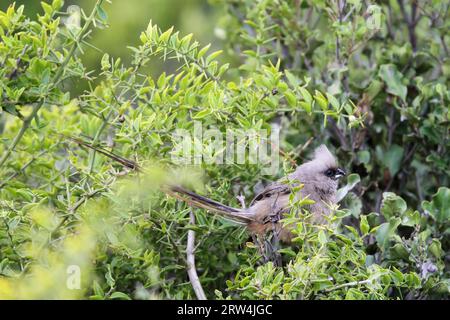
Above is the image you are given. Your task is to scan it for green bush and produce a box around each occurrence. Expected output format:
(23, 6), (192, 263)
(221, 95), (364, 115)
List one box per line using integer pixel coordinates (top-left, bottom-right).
(0, 0), (448, 299)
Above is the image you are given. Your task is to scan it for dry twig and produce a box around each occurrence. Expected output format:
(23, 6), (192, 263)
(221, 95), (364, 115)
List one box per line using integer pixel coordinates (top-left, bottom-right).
(186, 210), (207, 300)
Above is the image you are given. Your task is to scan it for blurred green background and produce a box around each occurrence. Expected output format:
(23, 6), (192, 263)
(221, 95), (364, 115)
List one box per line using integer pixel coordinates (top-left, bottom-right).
(1, 0), (229, 80)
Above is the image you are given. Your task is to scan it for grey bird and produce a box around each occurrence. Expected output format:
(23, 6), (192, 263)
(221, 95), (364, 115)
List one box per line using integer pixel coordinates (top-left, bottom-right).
(167, 145), (346, 243)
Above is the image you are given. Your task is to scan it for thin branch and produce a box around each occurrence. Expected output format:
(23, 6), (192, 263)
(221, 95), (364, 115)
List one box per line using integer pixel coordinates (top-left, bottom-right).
(149, 216), (187, 266)
(186, 210), (207, 300)
(86, 109), (115, 174)
(415, 171), (424, 204)
(0, 102), (42, 168)
(0, 150), (47, 189)
(335, 0), (346, 66)
(324, 279), (372, 292)
(48, 187), (107, 242)
(274, 143), (298, 168)
(386, 3), (395, 40)
(397, 0), (419, 52)
(440, 34), (449, 57)
(329, 119), (349, 150)
(387, 106), (398, 146)
(81, 107), (116, 190)
(64, 134), (139, 170)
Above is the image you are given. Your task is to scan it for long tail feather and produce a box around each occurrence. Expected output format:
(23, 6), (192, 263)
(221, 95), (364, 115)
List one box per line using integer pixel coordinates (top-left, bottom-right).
(63, 134), (139, 170)
(165, 185), (255, 225)
(63, 134), (253, 225)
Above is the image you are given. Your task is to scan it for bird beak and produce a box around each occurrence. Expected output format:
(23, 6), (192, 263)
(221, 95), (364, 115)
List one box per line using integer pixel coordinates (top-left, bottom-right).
(334, 168), (346, 180)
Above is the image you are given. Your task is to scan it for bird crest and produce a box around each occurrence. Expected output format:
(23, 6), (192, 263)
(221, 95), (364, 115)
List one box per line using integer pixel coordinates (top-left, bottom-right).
(312, 144), (337, 169)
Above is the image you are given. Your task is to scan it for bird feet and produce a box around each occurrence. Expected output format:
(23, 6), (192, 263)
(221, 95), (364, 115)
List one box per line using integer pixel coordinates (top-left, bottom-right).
(236, 194), (246, 209)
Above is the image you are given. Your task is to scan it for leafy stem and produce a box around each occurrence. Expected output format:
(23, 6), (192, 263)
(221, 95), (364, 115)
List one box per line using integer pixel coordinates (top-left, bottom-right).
(0, 0), (104, 169)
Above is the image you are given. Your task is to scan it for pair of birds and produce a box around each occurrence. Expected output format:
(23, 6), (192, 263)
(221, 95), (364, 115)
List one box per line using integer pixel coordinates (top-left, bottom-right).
(168, 145), (346, 243)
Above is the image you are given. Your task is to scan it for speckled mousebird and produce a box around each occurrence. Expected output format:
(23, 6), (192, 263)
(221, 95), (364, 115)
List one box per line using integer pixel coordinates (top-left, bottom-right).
(167, 145), (346, 243)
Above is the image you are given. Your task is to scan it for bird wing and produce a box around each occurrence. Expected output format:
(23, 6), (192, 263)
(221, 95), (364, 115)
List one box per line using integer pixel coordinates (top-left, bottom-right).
(249, 182), (291, 206)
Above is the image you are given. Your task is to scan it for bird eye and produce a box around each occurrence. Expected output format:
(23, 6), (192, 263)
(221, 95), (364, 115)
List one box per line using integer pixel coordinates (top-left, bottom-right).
(324, 169), (335, 177)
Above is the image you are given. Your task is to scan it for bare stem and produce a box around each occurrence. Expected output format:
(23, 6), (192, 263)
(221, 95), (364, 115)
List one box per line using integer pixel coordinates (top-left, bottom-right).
(397, 0), (419, 52)
(186, 210), (207, 300)
(324, 279), (372, 292)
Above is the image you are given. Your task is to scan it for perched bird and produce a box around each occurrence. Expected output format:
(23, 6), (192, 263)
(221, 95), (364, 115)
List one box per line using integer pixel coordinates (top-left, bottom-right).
(167, 145), (346, 243)
(64, 136), (345, 243)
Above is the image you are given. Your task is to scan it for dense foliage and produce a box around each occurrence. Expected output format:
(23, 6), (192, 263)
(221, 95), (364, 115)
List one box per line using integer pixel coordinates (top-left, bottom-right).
(0, 0), (448, 299)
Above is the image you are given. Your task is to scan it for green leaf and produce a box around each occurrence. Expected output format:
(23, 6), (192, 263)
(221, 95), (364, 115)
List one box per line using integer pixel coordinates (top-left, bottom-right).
(285, 70), (299, 87)
(218, 63), (229, 77)
(312, 279), (333, 291)
(346, 288), (365, 300)
(52, 0), (63, 11)
(357, 150), (371, 165)
(92, 280), (105, 298)
(110, 292), (132, 300)
(278, 248), (297, 257)
(197, 44), (211, 58)
(314, 90), (328, 110)
(422, 187), (450, 224)
(206, 50), (222, 64)
(389, 243), (409, 260)
(3, 104), (20, 117)
(105, 266), (115, 287)
(299, 101), (312, 114)
(366, 79), (384, 101)
(157, 72), (166, 88)
(360, 215), (369, 235)
(159, 26), (174, 42)
(382, 144), (404, 176)
(101, 53), (111, 71)
(192, 108), (212, 119)
(334, 209), (352, 218)
(345, 193), (363, 218)
(140, 32), (148, 43)
(96, 5), (108, 23)
(378, 64), (407, 102)
(41, 2), (53, 16)
(299, 87), (312, 104)
(381, 192), (407, 220)
(405, 273), (421, 288)
(376, 217), (401, 249)
(429, 239), (443, 258)
(318, 230), (327, 245)
(336, 173), (360, 202)
(326, 93), (340, 110)
(401, 210), (421, 227)
(214, 290), (224, 299)
(284, 90), (297, 107)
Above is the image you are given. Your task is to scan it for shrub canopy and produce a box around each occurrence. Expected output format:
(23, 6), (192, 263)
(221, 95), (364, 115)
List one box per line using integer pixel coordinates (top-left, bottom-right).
(0, 0), (448, 299)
